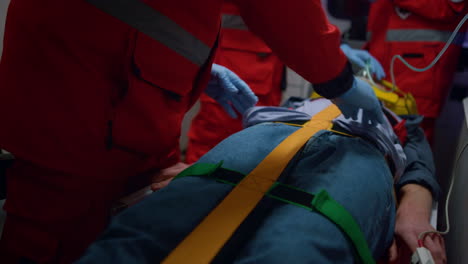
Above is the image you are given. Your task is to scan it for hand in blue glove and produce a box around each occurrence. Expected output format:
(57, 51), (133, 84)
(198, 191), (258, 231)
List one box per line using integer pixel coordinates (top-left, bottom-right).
(340, 44), (386, 80)
(332, 77), (386, 125)
(205, 64), (259, 118)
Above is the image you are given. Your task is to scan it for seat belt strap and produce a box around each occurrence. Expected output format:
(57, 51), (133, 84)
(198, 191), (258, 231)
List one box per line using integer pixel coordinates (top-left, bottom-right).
(174, 163), (376, 264)
(162, 104), (347, 264)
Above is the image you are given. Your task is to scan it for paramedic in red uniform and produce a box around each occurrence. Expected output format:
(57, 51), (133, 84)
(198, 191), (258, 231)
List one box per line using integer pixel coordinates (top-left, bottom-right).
(186, 2), (387, 164)
(0, 0), (386, 262)
(367, 0), (468, 141)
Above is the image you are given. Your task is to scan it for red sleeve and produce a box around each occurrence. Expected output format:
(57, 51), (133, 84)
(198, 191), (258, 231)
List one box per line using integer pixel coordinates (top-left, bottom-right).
(232, 0), (348, 85)
(393, 0), (466, 22)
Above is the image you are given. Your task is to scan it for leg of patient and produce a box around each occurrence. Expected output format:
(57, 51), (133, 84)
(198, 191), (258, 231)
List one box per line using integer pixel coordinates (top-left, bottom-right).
(77, 176), (236, 263)
(233, 132), (396, 263)
(78, 124), (299, 263)
(78, 126), (396, 263)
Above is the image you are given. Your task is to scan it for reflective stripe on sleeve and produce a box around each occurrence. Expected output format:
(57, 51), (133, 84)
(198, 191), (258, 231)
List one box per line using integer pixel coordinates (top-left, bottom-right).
(86, 0), (212, 66)
(386, 29), (465, 45)
(221, 14), (249, 30)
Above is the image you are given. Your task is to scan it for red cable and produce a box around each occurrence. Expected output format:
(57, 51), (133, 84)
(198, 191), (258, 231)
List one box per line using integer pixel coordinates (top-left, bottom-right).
(418, 239), (424, 248)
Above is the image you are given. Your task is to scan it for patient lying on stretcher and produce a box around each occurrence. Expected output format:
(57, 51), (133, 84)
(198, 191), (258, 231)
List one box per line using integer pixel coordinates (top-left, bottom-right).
(78, 97), (446, 264)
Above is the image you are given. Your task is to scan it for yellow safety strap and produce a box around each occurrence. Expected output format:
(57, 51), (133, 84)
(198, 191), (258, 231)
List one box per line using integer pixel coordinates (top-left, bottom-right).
(378, 80), (418, 116)
(174, 163), (376, 264)
(162, 104), (341, 264)
(310, 79), (418, 116)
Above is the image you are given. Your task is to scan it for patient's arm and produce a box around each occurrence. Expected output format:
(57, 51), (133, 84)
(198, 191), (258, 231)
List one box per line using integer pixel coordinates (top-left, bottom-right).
(386, 184), (446, 264)
(383, 116), (446, 263)
(395, 116), (440, 199)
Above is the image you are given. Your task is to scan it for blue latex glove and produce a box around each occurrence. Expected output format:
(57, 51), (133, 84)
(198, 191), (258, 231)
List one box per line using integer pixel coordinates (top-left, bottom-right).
(340, 44), (386, 80)
(332, 77), (386, 125)
(205, 64), (258, 118)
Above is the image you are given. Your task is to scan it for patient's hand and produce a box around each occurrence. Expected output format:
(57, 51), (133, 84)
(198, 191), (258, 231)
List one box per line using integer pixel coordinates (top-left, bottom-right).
(151, 162), (190, 191)
(384, 184), (446, 264)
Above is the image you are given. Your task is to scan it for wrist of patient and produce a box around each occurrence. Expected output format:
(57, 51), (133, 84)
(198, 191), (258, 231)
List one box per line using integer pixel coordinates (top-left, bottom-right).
(399, 184), (432, 200)
(396, 205), (431, 223)
(397, 184), (433, 219)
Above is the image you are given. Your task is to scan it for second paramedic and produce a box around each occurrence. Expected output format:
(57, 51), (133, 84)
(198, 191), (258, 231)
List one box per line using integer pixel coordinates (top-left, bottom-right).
(366, 0), (468, 141)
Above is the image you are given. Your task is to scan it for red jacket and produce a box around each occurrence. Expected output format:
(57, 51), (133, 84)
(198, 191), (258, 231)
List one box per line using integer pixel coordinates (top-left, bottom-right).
(0, 0), (348, 178)
(367, 0), (467, 118)
(186, 2), (284, 163)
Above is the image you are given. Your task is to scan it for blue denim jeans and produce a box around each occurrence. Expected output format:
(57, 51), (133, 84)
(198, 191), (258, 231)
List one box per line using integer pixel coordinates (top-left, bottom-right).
(78, 123), (395, 264)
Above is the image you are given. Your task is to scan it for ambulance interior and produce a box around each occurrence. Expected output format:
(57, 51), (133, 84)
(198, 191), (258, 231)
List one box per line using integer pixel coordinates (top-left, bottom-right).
(0, 0), (468, 262)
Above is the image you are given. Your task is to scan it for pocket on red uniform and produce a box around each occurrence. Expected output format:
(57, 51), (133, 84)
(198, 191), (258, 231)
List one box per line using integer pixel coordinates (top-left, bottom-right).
(387, 41), (440, 99)
(111, 32), (211, 162)
(387, 41), (459, 117)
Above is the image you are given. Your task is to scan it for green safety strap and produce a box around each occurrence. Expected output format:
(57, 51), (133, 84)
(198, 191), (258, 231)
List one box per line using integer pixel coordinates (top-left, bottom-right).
(312, 190), (375, 264)
(175, 163), (375, 264)
(174, 162), (224, 180)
